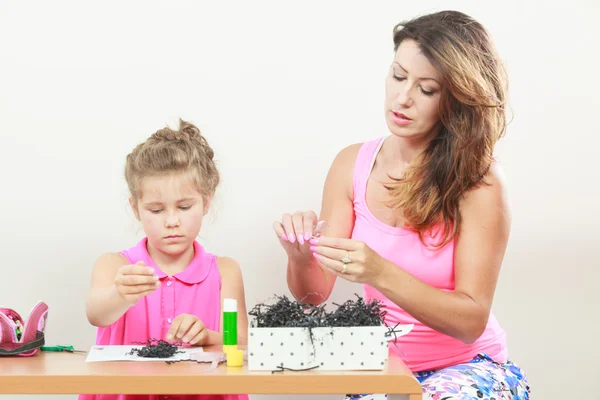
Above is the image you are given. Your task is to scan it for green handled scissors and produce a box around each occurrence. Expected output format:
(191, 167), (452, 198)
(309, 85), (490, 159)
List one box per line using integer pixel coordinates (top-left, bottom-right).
(41, 345), (87, 354)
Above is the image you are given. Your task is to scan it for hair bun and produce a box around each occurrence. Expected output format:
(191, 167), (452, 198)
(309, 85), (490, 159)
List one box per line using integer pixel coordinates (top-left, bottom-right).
(125, 117), (219, 201)
(149, 119), (202, 142)
(151, 127), (180, 141)
(178, 119), (201, 139)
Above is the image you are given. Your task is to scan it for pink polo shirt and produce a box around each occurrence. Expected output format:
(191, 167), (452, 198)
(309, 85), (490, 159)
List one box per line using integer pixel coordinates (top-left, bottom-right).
(79, 237), (248, 400)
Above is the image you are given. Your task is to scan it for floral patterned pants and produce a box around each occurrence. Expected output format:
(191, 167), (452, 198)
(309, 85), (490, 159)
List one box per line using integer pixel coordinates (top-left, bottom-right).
(345, 354), (530, 400)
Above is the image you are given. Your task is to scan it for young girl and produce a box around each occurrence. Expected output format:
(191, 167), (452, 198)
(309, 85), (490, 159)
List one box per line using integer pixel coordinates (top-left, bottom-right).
(80, 119), (249, 400)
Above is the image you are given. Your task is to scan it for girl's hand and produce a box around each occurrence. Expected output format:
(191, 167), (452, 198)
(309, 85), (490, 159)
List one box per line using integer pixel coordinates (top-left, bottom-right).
(166, 313), (208, 345)
(114, 261), (160, 304)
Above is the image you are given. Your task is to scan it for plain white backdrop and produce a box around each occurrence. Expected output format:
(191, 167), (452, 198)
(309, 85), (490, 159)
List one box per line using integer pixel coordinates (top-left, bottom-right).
(1, 1), (598, 399)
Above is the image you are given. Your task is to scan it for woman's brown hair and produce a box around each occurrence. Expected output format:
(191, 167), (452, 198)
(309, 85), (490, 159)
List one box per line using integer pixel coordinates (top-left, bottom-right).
(388, 10), (508, 248)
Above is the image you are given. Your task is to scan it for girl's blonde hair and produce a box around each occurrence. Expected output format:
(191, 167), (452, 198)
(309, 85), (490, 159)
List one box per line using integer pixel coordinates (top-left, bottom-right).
(125, 119), (219, 200)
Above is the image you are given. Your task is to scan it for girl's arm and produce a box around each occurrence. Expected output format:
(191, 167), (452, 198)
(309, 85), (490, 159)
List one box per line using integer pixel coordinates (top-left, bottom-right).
(217, 257), (249, 345)
(85, 253), (159, 327)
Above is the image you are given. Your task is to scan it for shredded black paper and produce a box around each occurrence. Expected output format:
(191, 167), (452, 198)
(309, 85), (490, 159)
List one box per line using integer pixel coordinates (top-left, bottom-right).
(127, 339), (184, 358)
(248, 293), (387, 328)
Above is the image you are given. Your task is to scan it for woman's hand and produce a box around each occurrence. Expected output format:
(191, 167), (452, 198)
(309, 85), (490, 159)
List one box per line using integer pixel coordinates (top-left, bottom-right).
(273, 211), (327, 262)
(309, 236), (389, 286)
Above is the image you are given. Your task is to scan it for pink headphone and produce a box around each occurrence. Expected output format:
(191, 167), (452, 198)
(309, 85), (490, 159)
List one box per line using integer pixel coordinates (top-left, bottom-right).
(0, 301), (48, 356)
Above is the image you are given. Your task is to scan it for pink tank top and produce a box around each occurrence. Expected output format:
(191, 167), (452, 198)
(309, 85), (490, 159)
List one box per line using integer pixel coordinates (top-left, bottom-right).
(79, 237), (248, 400)
(353, 137), (508, 372)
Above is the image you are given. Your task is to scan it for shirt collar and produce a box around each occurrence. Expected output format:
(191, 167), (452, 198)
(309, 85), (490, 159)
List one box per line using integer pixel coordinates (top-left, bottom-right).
(140, 238), (212, 284)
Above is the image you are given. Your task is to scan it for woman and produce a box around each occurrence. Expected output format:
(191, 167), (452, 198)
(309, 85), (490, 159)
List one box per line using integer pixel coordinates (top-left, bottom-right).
(273, 10), (530, 400)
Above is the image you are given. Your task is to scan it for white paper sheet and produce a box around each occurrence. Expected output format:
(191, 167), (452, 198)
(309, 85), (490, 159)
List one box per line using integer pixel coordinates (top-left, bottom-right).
(85, 345), (203, 362)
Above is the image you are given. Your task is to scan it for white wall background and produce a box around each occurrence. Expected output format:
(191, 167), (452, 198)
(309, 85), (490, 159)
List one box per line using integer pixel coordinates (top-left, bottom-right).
(1, 1), (599, 399)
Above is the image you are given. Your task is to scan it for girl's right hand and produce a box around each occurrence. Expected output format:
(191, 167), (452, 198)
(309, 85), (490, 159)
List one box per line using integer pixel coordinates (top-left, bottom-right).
(273, 211), (325, 261)
(114, 261), (160, 304)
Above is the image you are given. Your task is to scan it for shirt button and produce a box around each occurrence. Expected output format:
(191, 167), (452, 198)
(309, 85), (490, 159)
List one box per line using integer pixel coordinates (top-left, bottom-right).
(167, 318), (172, 324)
(166, 281), (172, 287)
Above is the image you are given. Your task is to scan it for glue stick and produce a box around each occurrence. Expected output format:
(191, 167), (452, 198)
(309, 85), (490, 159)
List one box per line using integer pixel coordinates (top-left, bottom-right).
(222, 298), (238, 355)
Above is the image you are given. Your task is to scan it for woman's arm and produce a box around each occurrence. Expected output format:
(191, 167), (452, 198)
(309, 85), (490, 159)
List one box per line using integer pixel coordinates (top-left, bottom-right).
(311, 164), (510, 344)
(374, 165), (511, 343)
(284, 143), (360, 305)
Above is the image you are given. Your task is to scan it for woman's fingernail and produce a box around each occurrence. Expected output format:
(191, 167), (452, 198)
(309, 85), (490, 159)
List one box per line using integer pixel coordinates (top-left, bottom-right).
(183, 336), (189, 343)
(167, 334), (173, 340)
(281, 233), (288, 241)
(309, 238), (318, 245)
(309, 246), (317, 252)
(288, 234), (296, 243)
(298, 236), (305, 245)
(304, 232), (311, 241)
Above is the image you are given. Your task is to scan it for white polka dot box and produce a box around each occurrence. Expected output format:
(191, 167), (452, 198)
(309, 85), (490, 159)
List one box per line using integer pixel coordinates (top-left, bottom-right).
(247, 324), (413, 371)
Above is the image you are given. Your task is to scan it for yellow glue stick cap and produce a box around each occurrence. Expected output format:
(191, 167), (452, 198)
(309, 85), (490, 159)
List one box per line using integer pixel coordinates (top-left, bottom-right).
(226, 349), (244, 367)
(222, 344), (237, 354)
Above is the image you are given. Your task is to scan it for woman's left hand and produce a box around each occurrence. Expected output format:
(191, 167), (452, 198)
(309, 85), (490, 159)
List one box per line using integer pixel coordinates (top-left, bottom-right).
(309, 236), (388, 285)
